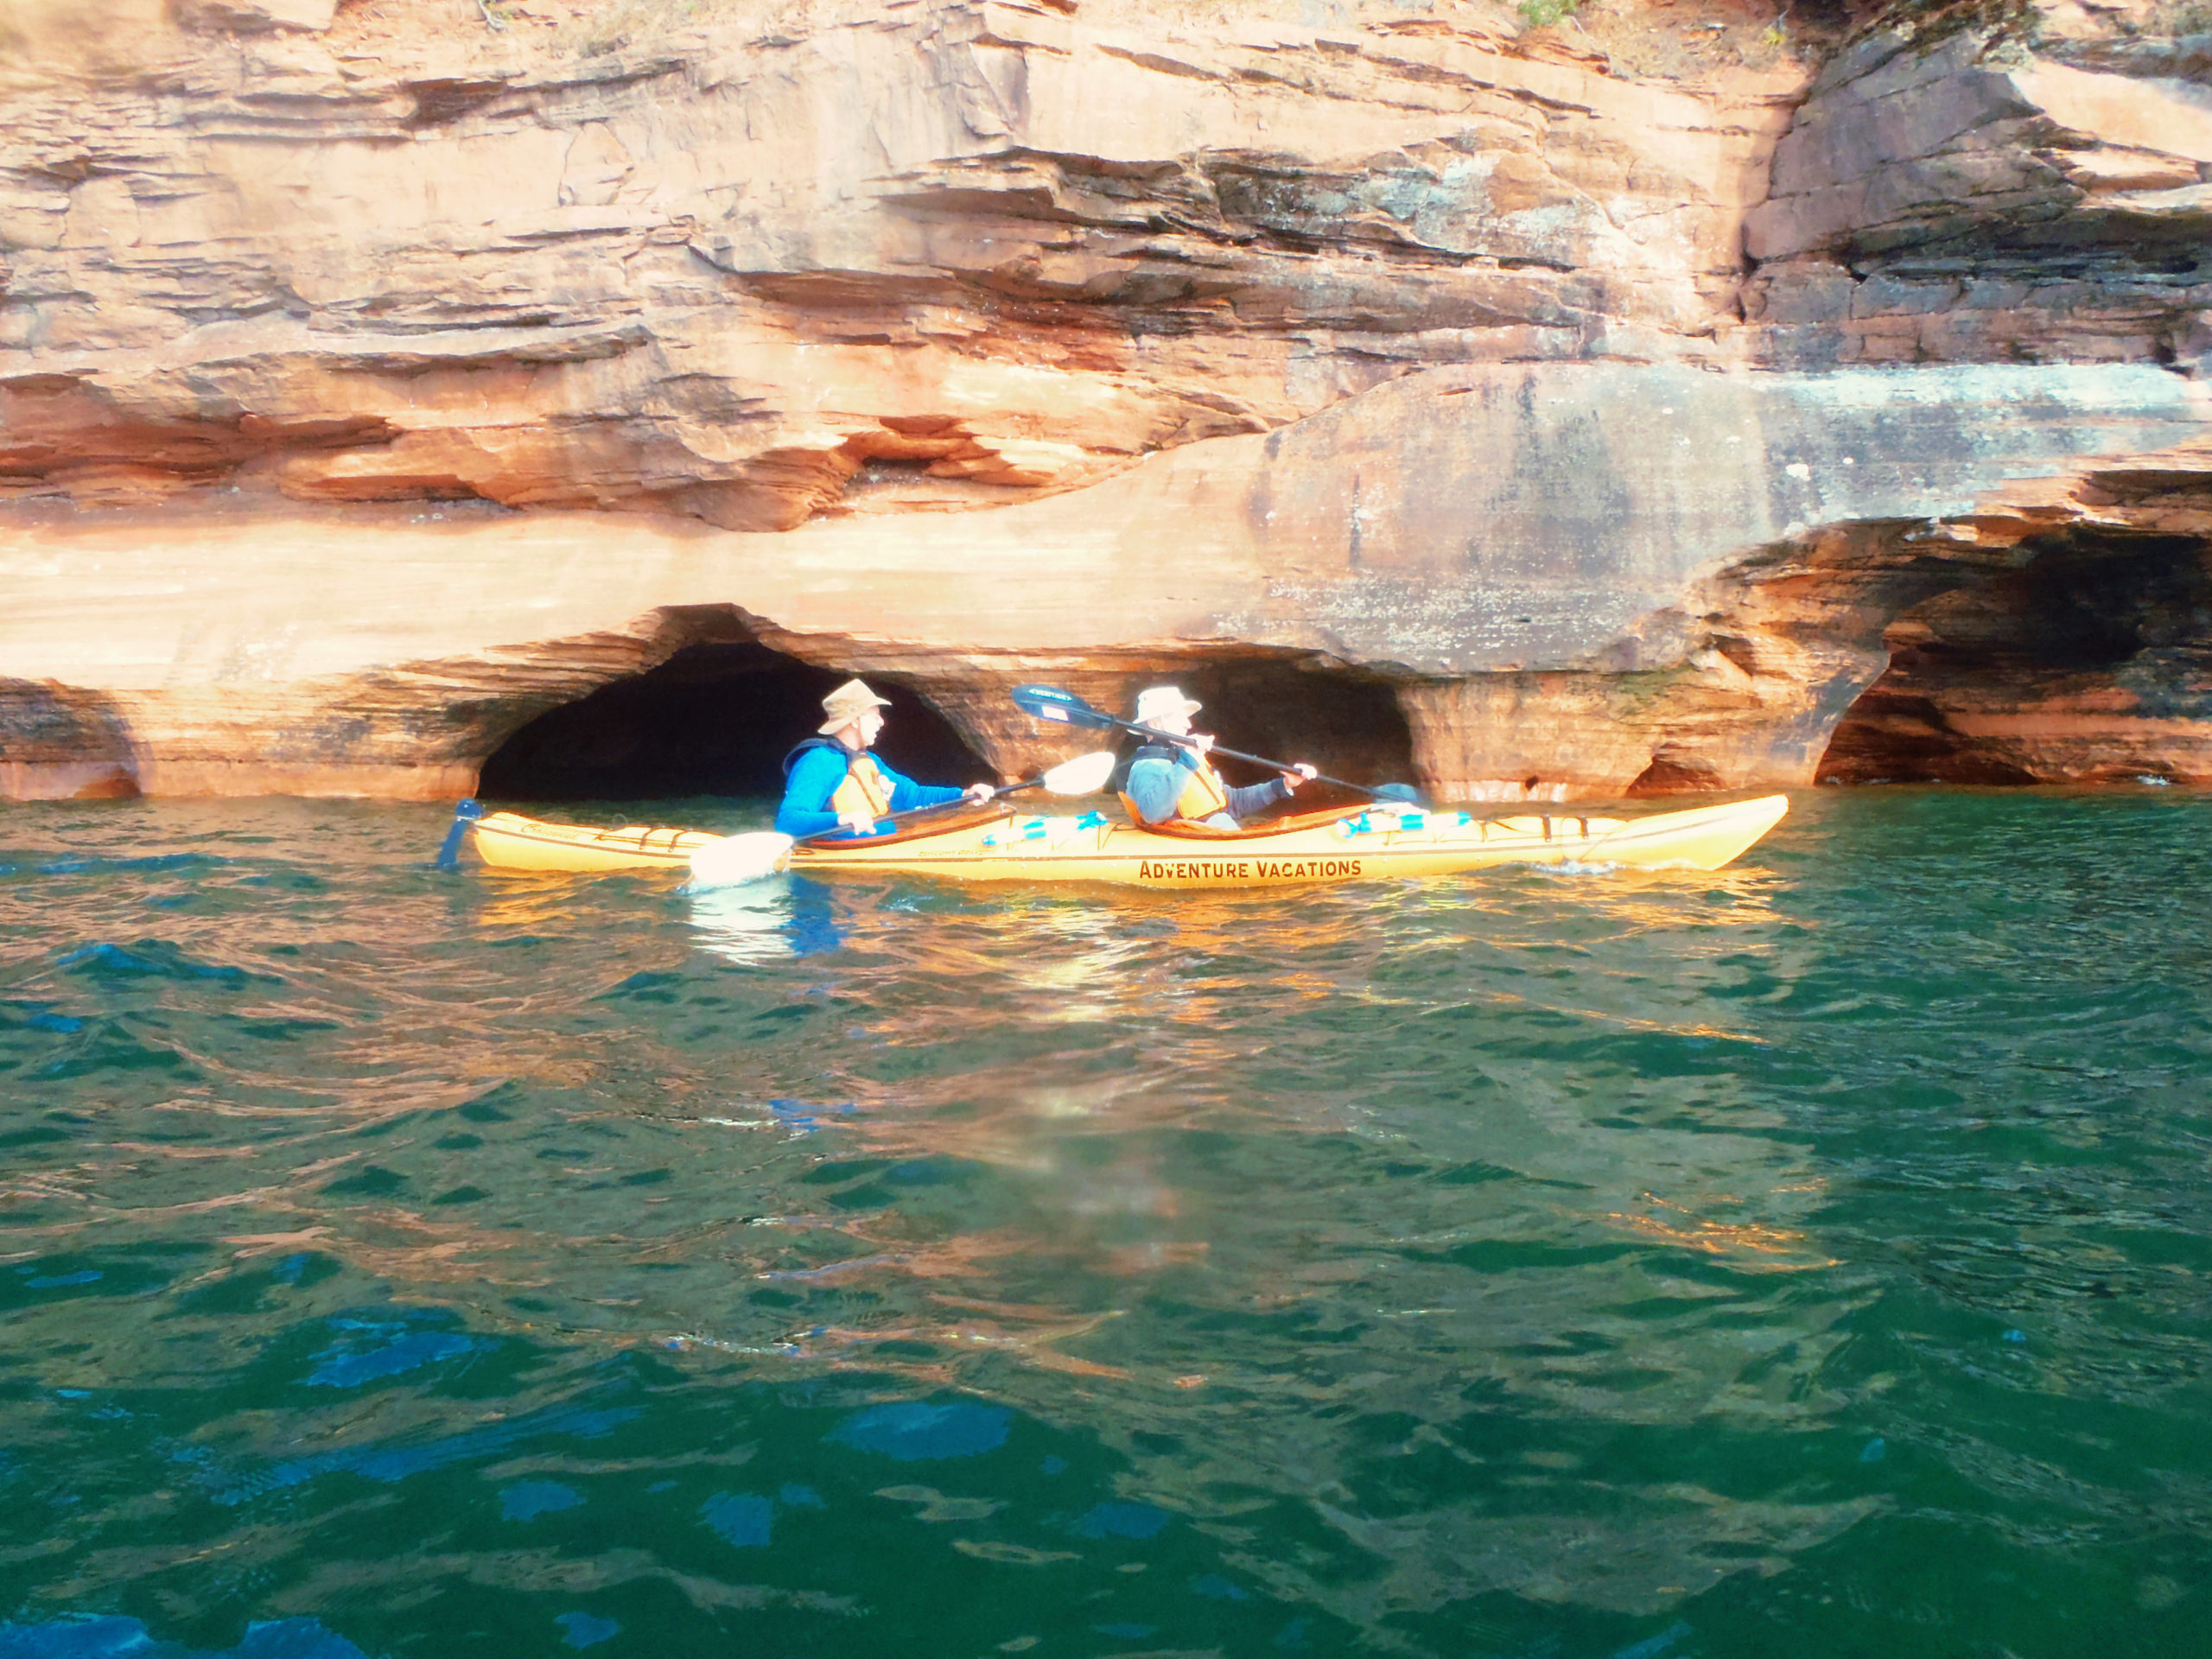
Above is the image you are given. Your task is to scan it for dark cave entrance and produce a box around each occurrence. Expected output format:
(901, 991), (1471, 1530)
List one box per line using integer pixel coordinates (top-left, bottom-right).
(1815, 529), (2212, 786)
(475, 643), (996, 802)
(1161, 657), (1419, 808)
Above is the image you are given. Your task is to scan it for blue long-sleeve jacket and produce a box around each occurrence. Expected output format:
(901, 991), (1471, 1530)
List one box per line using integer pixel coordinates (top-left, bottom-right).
(774, 745), (964, 839)
(1124, 746), (1289, 829)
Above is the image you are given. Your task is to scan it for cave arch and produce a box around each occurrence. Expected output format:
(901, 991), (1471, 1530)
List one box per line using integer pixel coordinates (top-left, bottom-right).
(476, 643), (996, 803)
(1815, 527), (2212, 787)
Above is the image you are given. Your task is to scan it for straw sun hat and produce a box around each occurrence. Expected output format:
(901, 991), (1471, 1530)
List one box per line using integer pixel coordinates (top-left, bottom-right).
(817, 677), (893, 734)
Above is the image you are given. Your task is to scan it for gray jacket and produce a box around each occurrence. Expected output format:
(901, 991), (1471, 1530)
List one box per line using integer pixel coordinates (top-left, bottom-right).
(1124, 745), (1289, 828)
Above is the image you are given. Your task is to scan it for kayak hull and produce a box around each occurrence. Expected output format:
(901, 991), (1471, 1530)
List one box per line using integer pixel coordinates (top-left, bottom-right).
(788, 796), (1789, 886)
(471, 797), (1789, 884)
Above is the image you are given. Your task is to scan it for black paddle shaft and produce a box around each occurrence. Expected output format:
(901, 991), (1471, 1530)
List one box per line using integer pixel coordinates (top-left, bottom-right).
(1008, 684), (1423, 805)
(1118, 717), (1421, 804)
(798, 776), (1040, 846)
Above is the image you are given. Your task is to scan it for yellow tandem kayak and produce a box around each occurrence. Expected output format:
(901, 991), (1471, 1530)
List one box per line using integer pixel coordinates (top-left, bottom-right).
(472, 794), (1789, 887)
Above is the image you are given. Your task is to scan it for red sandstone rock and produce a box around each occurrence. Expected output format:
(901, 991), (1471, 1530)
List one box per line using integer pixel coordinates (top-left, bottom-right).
(0, 0), (2207, 804)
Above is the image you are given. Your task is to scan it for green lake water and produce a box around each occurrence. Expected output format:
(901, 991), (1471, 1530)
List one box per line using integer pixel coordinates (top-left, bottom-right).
(1, 788), (2209, 1659)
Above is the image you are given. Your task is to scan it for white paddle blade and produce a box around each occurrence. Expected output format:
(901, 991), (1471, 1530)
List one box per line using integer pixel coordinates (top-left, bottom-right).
(684, 830), (794, 891)
(1039, 750), (1117, 796)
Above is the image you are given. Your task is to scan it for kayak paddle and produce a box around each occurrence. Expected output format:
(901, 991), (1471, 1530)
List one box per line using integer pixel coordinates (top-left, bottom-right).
(1009, 684), (1425, 806)
(681, 830), (798, 892)
(432, 798), (485, 870)
(684, 748), (1120, 891)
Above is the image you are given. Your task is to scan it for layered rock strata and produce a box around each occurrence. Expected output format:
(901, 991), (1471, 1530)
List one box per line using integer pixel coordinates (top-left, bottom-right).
(1745, 13), (2212, 367)
(0, 0), (1802, 524)
(2, 0), (2209, 802)
(5, 359), (2203, 799)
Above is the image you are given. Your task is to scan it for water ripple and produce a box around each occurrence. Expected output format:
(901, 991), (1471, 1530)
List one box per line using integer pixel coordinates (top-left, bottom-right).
(0, 791), (2207, 1655)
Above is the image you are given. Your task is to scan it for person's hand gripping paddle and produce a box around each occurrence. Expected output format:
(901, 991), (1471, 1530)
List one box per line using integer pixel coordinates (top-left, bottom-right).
(683, 749), (1119, 891)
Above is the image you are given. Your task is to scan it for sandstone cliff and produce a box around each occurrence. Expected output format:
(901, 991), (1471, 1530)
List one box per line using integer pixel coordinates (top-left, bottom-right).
(2, 0), (2208, 802)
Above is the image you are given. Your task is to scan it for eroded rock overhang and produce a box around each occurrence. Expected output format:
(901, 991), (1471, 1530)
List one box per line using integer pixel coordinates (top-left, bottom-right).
(3, 359), (2202, 802)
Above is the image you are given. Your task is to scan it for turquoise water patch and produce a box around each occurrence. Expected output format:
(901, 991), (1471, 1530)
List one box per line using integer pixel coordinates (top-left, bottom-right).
(829, 1402), (1012, 1462)
(54, 941), (253, 984)
(210, 1402), (637, 1504)
(700, 1491), (772, 1547)
(1, 1256), (173, 1307)
(1614, 1620), (1694, 1659)
(1074, 1502), (1171, 1540)
(554, 1613), (619, 1649)
(305, 1318), (481, 1387)
(1191, 1573), (1250, 1599)
(499, 1479), (583, 1521)
(767, 1097), (856, 1134)
(0, 1617), (365, 1658)
(0, 1001), (83, 1036)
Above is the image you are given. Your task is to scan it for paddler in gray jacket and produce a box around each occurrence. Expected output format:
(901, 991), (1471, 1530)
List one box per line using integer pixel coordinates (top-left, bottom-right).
(1118, 685), (1317, 830)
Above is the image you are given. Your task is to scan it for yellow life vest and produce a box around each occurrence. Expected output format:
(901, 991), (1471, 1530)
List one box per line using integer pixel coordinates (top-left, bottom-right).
(830, 753), (895, 821)
(1119, 753), (1231, 824)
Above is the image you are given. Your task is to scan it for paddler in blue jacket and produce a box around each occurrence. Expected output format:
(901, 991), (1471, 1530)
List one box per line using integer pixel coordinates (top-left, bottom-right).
(1119, 685), (1316, 830)
(776, 677), (995, 839)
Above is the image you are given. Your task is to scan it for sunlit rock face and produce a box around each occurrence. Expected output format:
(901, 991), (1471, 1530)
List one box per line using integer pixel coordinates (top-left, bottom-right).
(0, 0), (2208, 802)
(0, 0), (1797, 522)
(1743, 17), (2212, 372)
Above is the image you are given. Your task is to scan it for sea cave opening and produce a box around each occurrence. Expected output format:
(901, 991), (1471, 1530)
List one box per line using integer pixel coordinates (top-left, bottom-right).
(1815, 527), (2212, 787)
(1162, 656), (1418, 805)
(475, 642), (995, 802)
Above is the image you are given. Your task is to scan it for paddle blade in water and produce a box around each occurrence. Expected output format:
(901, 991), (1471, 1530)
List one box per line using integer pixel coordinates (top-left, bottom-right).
(1371, 783), (1427, 806)
(432, 798), (484, 871)
(684, 830), (795, 892)
(1011, 685), (1116, 731)
(1039, 750), (1117, 796)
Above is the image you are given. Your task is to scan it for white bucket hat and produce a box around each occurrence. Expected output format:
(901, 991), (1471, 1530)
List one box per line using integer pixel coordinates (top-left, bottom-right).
(1134, 685), (1202, 727)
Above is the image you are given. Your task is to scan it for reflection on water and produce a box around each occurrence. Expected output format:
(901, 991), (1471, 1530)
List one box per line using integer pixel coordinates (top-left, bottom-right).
(1, 791), (2209, 1656)
(684, 877), (800, 968)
